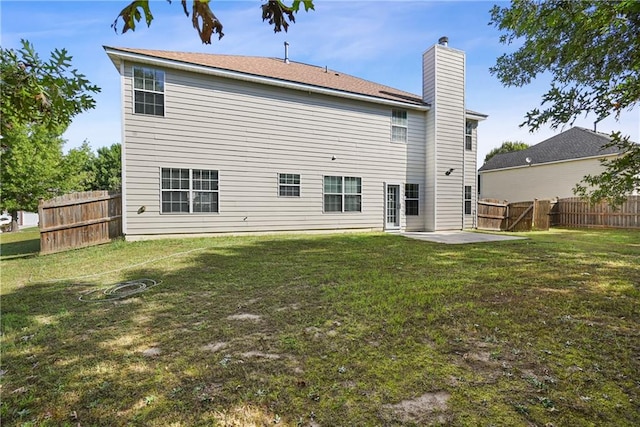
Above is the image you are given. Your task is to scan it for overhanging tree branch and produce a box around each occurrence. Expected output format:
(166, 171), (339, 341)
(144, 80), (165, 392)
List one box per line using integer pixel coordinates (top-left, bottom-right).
(490, 0), (640, 204)
(112, 0), (315, 44)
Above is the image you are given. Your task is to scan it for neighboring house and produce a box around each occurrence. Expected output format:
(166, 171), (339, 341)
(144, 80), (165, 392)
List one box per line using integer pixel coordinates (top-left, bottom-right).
(478, 127), (621, 202)
(105, 37), (486, 240)
(0, 211), (39, 230)
(17, 211), (39, 228)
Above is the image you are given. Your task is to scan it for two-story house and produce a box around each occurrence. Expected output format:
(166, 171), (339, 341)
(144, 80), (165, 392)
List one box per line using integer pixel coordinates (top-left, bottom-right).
(105, 37), (486, 240)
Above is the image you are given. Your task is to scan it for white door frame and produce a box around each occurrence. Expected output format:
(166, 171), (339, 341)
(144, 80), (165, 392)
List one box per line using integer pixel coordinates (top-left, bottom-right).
(384, 182), (402, 231)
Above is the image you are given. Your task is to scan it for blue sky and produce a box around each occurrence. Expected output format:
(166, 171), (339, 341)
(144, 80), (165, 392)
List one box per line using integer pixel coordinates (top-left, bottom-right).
(2, 0), (638, 163)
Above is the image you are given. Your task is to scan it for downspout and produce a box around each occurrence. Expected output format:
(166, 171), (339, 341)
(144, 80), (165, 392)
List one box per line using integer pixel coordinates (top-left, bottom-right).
(120, 60), (127, 237)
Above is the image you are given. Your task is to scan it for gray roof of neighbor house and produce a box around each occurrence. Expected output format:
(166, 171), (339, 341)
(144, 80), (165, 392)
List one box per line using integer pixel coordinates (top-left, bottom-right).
(479, 127), (621, 172)
(104, 46), (487, 117)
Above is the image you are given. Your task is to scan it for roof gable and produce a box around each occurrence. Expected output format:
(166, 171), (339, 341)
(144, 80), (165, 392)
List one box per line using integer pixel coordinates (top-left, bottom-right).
(479, 127), (622, 171)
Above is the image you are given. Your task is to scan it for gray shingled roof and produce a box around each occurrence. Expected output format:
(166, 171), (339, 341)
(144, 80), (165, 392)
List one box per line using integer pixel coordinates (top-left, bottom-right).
(479, 127), (621, 172)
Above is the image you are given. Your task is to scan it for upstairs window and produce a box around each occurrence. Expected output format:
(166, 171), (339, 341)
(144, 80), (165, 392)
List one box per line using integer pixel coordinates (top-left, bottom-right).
(405, 183), (419, 216)
(465, 120), (473, 151)
(161, 168), (218, 213)
(134, 67), (165, 116)
(324, 176), (362, 213)
(391, 110), (408, 143)
(278, 173), (301, 197)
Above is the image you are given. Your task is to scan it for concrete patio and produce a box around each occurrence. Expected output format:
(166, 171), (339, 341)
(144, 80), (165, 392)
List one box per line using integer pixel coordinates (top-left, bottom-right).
(401, 231), (526, 244)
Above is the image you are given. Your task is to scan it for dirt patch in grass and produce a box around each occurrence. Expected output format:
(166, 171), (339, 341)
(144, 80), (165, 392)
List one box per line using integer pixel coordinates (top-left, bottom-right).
(227, 313), (262, 321)
(381, 391), (451, 424)
(240, 351), (282, 360)
(202, 342), (228, 352)
(141, 347), (162, 357)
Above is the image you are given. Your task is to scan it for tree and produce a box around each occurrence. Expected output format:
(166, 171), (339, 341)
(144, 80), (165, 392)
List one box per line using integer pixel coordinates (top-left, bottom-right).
(92, 143), (122, 192)
(112, 0), (315, 45)
(63, 141), (97, 192)
(0, 41), (100, 230)
(490, 0), (640, 205)
(0, 40), (100, 139)
(484, 141), (529, 163)
(0, 124), (68, 222)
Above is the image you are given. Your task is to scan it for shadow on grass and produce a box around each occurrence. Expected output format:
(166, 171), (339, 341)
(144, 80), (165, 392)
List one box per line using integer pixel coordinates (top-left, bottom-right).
(0, 234), (40, 260)
(1, 231), (639, 426)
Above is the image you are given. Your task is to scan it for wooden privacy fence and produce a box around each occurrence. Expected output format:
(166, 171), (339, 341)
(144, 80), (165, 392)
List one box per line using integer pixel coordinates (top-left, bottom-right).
(478, 199), (552, 231)
(551, 196), (640, 229)
(39, 191), (122, 254)
(477, 199), (507, 231)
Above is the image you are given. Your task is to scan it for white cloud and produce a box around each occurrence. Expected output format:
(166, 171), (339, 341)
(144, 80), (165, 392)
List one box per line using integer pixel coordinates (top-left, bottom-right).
(1, 0), (637, 162)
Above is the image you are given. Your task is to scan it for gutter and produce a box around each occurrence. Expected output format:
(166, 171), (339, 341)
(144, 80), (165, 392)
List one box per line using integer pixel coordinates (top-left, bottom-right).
(104, 47), (431, 112)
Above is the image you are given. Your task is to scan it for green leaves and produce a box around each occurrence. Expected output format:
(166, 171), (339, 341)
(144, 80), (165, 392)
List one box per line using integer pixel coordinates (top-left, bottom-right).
(0, 123), (67, 214)
(112, 0), (315, 44)
(490, 0), (640, 130)
(260, 0), (315, 34)
(92, 144), (122, 192)
(111, 0), (154, 34)
(491, 0), (640, 204)
(292, 0), (315, 12)
(0, 40), (100, 138)
(574, 133), (640, 206)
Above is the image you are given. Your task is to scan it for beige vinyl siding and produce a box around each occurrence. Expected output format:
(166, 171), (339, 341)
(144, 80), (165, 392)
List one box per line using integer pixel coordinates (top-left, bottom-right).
(405, 110), (427, 231)
(479, 156), (614, 202)
(122, 63), (425, 236)
(422, 49), (437, 231)
(423, 45), (466, 230)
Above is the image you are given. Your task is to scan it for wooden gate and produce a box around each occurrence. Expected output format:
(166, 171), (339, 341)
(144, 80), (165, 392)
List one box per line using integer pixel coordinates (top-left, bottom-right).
(478, 199), (552, 231)
(477, 199), (508, 230)
(39, 191), (122, 254)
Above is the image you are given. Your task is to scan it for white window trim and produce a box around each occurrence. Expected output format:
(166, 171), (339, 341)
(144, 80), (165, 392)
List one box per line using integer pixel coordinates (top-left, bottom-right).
(464, 185), (472, 215)
(132, 66), (165, 117)
(465, 120), (473, 151)
(391, 109), (408, 143)
(323, 175), (362, 213)
(160, 167), (219, 214)
(405, 183), (420, 216)
(277, 173), (301, 197)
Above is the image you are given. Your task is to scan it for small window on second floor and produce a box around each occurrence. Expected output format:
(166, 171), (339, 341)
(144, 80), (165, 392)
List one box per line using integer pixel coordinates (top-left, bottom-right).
(134, 67), (165, 116)
(465, 120), (473, 151)
(391, 110), (408, 143)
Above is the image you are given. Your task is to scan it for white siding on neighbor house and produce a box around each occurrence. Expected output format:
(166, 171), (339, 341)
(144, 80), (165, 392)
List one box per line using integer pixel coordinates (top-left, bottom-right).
(423, 44), (468, 230)
(122, 63), (426, 236)
(479, 156), (615, 202)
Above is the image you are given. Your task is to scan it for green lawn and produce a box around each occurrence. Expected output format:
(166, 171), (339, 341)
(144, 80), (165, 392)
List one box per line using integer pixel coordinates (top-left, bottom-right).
(1, 229), (639, 426)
